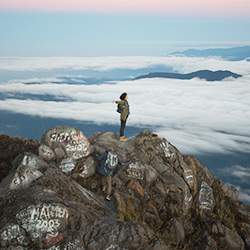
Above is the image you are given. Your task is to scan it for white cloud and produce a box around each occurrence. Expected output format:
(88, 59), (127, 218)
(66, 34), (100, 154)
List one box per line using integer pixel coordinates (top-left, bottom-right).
(224, 165), (250, 180)
(0, 56), (250, 76)
(1, 56), (250, 155)
(235, 186), (250, 204)
(1, 72), (250, 155)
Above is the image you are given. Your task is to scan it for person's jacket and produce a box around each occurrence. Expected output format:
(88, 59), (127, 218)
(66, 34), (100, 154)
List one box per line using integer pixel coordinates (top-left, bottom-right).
(116, 100), (130, 121)
(97, 149), (122, 176)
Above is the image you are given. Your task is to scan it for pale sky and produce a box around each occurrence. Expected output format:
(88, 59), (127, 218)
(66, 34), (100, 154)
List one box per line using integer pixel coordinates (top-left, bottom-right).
(0, 0), (250, 56)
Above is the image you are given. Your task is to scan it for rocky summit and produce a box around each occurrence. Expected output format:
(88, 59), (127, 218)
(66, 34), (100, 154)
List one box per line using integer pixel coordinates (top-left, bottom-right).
(0, 126), (250, 250)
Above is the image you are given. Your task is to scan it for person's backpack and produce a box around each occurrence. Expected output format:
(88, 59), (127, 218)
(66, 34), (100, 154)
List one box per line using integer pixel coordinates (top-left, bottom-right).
(105, 151), (118, 170)
(117, 104), (122, 113)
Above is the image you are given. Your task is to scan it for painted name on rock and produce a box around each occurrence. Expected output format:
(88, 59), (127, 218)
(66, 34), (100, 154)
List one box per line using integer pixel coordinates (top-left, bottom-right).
(59, 158), (76, 173)
(21, 154), (38, 169)
(16, 203), (69, 242)
(160, 140), (176, 160)
(129, 180), (145, 197)
(199, 181), (214, 210)
(1, 224), (28, 247)
(39, 145), (55, 160)
(127, 162), (145, 180)
(50, 128), (90, 159)
(9, 165), (43, 190)
(47, 239), (85, 250)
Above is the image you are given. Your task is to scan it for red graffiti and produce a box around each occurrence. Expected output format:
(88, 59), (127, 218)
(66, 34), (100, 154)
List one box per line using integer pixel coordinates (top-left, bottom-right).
(45, 233), (63, 246)
(129, 180), (145, 197)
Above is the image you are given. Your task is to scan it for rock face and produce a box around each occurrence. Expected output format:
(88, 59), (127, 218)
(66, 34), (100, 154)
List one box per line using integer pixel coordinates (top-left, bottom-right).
(0, 127), (250, 249)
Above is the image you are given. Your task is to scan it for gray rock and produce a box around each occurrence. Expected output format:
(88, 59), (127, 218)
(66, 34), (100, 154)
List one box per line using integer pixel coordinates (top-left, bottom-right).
(78, 155), (99, 179)
(168, 217), (185, 246)
(222, 184), (239, 201)
(41, 126), (94, 160)
(39, 144), (56, 161)
(213, 221), (245, 250)
(83, 221), (156, 250)
(1, 129), (249, 250)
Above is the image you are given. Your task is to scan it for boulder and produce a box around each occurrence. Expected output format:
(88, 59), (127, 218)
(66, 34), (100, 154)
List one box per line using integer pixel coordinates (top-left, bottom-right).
(40, 126), (94, 160)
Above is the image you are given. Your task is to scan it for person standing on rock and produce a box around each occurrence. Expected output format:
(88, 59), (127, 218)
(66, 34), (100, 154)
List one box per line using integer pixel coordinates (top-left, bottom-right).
(112, 92), (130, 141)
(97, 147), (123, 201)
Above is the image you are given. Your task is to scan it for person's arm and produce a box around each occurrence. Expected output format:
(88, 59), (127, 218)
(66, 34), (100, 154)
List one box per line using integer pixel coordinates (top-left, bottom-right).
(112, 100), (124, 105)
(97, 151), (106, 161)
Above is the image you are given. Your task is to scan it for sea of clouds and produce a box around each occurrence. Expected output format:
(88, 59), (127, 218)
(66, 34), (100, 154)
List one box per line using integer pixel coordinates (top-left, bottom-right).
(1, 56), (250, 155)
(1, 55), (250, 203)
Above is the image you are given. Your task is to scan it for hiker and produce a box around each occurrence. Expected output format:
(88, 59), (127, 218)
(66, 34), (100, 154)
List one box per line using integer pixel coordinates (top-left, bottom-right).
(112, 92), (130, 141)
(97, 147), (123, 201)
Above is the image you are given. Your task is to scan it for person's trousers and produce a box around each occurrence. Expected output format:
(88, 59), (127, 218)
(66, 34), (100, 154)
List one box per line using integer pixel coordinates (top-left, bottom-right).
(120, 119), (127, 137)
(102, 175), (112, 195)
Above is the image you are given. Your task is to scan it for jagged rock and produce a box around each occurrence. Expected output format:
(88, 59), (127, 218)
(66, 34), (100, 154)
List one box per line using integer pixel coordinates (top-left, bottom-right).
(168, 217), (185, 246)
(0, 134), (39, 183)
(0, 152), (108, 250)
(238, 223), (250, 249)
(83, 220), (165, 250)
(222, 184), (239, 201)
(198, 231), (217, 250)
(0, 152), (46, 193)
(75, 155), (99, 179)
(212, 221), (245, 249)
(1, 129), (250, 250)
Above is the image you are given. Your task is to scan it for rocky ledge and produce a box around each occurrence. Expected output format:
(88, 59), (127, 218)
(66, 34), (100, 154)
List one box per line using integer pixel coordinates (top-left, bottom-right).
(0, 126), (250, 250)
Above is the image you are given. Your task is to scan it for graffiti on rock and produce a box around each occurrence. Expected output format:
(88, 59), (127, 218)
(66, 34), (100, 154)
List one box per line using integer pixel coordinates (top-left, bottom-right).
(184, 169), (194, 188)
(199, 181), (213, 210)
(10, 165), (43, 190)
(16, 203), (69, 241)
(79, 162), (92, 178)
(105, 244), (121, 250)
(47, 239), (85, 250)
(0, 224), (27, 247)
(66, 140), (88, 159)
(59, 158), (75, 173)
(21, 155), (38, 169)
(46, 233), (64, 247)
(39, 145), (54, 157)
(160, 141), (175, 160)
(129, 180), (145, 197)
(50, 129), (89, 159)
(127, 162), (145, 180)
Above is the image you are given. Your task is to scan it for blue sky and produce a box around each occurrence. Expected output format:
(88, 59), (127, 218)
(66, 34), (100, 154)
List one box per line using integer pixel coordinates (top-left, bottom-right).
(0, 12), (250, 56)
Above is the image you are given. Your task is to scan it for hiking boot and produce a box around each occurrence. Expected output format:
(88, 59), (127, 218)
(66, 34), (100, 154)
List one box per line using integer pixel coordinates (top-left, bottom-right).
(106, 195), (111, 201)
(102, 186), (106, 192)
(120, 136), (128, 141)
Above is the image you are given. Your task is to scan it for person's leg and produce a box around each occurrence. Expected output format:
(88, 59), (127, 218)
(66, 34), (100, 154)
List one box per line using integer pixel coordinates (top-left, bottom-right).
(120, 119), (126, 137)
(107, 176), (112, 195)
(101, 175), (106, 191)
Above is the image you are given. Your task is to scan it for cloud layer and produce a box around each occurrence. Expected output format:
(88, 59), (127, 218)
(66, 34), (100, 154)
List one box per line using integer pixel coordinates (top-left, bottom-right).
(1, 56), (250, 156)
(0, 56), (250, 75)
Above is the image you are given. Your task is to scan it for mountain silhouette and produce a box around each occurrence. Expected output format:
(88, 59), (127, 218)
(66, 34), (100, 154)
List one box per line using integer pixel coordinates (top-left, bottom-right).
(135, 70), (242, 81)
(169, 45), (250, 61)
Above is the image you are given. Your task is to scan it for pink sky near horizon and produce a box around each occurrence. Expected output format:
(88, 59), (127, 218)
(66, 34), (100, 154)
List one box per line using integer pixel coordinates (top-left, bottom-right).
(1, 0), (250, 16)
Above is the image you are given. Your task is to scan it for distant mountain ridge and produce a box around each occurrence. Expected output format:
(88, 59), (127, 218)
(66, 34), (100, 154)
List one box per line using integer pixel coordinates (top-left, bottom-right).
(169, 46), (250, 61)
(135, 70), (242, 81)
